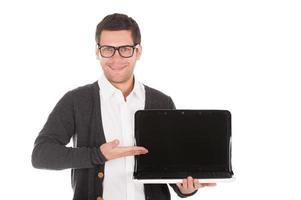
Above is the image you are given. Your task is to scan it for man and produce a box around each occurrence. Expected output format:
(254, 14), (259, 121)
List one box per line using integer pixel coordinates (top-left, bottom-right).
(31, 13), (215, 200)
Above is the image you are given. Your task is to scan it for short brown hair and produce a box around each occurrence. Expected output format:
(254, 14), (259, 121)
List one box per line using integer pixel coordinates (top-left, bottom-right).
(95, 13), (141, 45)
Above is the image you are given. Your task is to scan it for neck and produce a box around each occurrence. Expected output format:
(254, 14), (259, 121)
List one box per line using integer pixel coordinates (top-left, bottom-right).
(111, 76), (134, 101)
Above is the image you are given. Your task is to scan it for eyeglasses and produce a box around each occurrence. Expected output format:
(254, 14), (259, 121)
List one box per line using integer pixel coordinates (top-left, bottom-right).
(97, 44), (139, 58)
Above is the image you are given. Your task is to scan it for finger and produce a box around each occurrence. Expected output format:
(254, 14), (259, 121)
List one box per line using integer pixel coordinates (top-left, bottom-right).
(130, 147), (148, 154)
(140, 146), (149, 153)
(193, 179), (203, 189)
(120, 146), (148, 152)
(187, 176), (194, 189)
(136, 146), (149, 153)
(182, 178), (188, 190)
(119, 147), (148, 157)
(202, 183), (217, 187)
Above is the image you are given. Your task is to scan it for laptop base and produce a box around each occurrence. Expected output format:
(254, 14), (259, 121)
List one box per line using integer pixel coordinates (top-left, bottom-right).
(133, 177), (235, 184)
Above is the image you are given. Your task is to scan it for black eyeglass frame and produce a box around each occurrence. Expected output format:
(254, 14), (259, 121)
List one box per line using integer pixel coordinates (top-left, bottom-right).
(97, 43), (139, 58)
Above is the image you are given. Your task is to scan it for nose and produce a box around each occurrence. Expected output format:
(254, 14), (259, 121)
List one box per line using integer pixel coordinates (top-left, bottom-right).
(112, 49), (123, 59)
(106, 49), (125, 65)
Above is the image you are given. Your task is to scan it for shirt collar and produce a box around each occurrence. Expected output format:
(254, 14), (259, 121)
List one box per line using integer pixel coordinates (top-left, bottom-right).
(97, 74), (144, 103)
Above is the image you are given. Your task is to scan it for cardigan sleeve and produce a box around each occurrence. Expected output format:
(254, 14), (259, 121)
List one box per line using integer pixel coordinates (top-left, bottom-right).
(168, 96), (176, 110)
(31, 91), (107, 170)
(170, 184), (198, 198)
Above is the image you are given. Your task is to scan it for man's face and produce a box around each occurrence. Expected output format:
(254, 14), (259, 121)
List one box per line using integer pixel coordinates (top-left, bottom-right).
(97, 30), (142, 84)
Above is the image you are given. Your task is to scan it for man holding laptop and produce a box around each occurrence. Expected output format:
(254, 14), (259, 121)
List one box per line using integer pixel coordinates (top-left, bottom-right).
(31, 13), (216, 200)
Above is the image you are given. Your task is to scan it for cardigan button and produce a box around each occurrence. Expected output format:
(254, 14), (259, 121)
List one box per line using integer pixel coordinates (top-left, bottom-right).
(98, 172), (104, 178)
(96, 196), (103, 200)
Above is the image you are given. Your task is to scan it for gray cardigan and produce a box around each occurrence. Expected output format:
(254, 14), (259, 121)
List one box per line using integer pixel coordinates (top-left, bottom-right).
(31, 81), (196, 200)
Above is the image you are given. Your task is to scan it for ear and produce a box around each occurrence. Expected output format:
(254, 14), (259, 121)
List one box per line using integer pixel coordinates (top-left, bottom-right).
(136, 44), (142, 60)
(95, 45), (100, 60)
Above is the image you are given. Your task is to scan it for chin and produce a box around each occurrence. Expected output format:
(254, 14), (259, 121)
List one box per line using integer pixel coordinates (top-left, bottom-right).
(107, 74), (129, 84)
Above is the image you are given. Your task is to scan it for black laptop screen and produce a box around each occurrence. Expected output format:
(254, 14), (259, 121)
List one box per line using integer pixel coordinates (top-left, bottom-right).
(134, 110), (232, 172)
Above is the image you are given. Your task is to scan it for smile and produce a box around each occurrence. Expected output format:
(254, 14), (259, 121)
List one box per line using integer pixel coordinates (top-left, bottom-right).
(108, 65), (127, 71)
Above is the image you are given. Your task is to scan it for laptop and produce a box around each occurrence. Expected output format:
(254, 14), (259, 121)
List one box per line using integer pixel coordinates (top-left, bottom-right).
(133, 110), (234, 183)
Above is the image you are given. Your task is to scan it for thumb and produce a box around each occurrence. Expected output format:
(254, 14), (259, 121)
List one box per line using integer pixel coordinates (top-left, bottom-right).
(109, 139), (119, 148)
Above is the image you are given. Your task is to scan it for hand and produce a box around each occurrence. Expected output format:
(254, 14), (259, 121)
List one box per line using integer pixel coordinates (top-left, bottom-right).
(176, 176), (216, 195)
(100, 139), (148, 160)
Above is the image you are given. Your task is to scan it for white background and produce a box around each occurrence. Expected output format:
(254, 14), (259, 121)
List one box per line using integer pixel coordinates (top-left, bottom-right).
(0, 0), (300, 199)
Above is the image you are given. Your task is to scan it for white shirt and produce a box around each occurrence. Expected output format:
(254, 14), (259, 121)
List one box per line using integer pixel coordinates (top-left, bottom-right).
(98, 74), (146, 200)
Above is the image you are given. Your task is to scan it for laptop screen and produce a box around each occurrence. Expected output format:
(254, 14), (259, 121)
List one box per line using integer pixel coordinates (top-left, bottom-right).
(134, 110), (232, 173)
